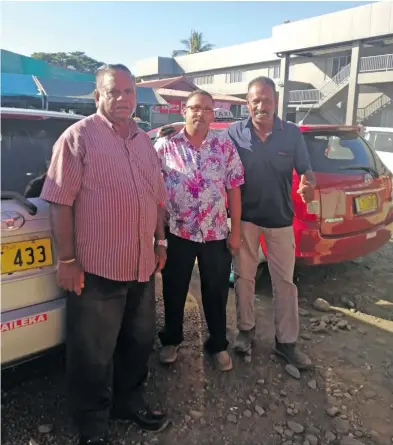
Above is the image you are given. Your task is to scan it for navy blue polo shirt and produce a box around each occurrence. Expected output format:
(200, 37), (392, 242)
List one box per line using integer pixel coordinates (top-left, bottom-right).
(224, 115), (312, 228)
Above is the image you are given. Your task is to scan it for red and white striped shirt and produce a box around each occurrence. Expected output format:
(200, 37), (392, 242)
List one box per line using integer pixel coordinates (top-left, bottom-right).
(41, 112), (167, 282)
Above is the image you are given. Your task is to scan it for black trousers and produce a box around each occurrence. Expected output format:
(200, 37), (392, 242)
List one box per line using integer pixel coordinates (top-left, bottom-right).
(66, 272), (155, 437)
(159, 232), (232, 354)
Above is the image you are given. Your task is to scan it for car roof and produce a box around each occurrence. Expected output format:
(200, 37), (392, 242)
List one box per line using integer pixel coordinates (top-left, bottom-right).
(1, 107), (85, 120)
(362, 126), (393, 133)
(147, 121), (363, 137)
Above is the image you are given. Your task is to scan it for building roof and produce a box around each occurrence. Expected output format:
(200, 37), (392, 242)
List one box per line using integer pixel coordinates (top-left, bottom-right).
(156, 88), (246, 104)
(1, 49), (95, 82)
(1, 73), (43, 97)
(137, 76), (198, 91)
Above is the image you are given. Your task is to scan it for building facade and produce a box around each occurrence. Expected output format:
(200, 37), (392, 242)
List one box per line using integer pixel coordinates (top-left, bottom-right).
(135, 2), (393, 126)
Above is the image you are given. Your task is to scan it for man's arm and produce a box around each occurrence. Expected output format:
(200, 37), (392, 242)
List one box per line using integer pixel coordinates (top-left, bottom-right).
(227, 187), (242, 236)
(153, 136), (170, 236)
(300, 170), (316, 188)
(294, 131), (315, 182)
(149, 136), (169, 273)
(40, 130), (84, 293)
(155, 205), (166, 241)
(224, 138), (245, 255)
(50, 204), (75, 261)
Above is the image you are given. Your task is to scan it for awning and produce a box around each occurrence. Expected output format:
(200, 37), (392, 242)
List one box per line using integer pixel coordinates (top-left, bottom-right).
(1, 73), (42, 97)
(35, 77), (165, 105)
(35, 77), (95, 104)
(136, 87), (166, 105)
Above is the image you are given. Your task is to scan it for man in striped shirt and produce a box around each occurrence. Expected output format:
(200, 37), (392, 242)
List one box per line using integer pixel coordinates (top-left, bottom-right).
(41, 64), (169, 445)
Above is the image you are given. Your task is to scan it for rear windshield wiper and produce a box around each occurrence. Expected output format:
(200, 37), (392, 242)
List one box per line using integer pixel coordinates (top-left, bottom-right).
(1, 191), (38, 216)
(338, 165), (379, 178)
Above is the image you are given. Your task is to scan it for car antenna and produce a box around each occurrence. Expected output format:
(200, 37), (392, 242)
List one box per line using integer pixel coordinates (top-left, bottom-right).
(298, 99), (317, 126)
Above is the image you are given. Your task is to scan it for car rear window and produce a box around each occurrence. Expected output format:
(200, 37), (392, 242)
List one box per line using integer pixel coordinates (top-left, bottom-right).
(303, 131), (377, 174)
(1, 115), (78, 196)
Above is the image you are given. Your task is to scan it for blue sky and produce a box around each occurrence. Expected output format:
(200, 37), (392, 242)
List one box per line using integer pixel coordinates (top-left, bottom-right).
(2, 1), (374, 72)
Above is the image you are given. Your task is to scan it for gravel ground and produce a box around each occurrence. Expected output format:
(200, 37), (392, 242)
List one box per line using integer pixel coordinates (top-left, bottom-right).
(2, 237), (393, 445)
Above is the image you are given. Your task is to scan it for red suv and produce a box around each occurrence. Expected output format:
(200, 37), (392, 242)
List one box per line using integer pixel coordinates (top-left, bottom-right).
(148, 122), (393, 266)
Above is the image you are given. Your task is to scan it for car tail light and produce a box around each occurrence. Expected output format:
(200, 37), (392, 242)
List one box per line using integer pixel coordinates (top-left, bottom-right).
(386, 175), (393, 202)
(294, 191), (321, 222)
(292, 173), (320, 222)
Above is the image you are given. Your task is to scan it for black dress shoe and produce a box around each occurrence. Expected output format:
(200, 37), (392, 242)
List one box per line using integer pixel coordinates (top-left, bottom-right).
(273, 337), (312, 370)
(79, 436), (110, 445)
(112, 406), (170, 432)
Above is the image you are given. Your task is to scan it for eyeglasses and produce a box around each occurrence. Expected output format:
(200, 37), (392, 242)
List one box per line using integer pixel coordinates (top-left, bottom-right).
(186, 106), (214, 114)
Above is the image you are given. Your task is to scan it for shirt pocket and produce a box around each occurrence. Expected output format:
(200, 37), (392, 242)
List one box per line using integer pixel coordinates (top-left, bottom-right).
(272, 151), (294, 173)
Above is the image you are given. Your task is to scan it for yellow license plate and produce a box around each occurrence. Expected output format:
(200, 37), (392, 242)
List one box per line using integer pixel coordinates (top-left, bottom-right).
(1, 238), (53, 274)
(355, 194), (378, 214)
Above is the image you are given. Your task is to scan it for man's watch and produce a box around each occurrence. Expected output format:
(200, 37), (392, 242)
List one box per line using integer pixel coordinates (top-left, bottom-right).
(155, 239), (168, 248)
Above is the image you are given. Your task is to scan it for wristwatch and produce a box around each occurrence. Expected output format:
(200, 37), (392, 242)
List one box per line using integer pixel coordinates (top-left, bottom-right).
(155, 239), (168, 248)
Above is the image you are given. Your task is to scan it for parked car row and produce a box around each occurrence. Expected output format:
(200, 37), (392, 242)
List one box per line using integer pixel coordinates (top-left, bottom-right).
(1, 106), (392, 369)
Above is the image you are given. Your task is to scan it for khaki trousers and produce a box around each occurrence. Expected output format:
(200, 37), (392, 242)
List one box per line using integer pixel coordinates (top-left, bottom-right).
(233, 221), (299, 343)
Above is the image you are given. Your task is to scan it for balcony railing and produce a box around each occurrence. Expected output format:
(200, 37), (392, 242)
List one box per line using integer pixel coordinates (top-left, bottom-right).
(288, 54), (393, 106)
(359, 54), (393, 73)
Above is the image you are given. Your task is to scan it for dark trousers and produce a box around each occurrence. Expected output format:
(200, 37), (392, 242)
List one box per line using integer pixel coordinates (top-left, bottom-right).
(66, 273), (155, 438)
(159, 232), (232, 354)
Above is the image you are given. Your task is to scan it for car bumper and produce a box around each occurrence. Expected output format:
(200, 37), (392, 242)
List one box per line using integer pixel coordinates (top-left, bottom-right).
(296, 221), (393, 266)
(1, 298), (66, 369)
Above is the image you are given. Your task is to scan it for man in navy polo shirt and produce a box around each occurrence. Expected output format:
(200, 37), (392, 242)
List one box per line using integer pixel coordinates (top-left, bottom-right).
(224, 76), (316, 369)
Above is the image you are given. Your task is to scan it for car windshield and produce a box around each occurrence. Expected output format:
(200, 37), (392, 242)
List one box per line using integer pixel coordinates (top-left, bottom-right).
(303, 131), (378, 174)
(1, 115), (79, 196)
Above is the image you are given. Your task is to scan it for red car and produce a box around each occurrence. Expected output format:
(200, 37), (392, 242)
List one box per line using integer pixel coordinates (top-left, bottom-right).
(148, 122), (393, 266)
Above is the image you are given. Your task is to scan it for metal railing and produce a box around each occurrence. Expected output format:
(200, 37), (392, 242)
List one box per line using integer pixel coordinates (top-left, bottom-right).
(359, 54), (393, 73)
(319, 63), (351, 98)
(288, 89), (320, 103)
(357, 94), (392, 122)
(289, 63), (351, 104)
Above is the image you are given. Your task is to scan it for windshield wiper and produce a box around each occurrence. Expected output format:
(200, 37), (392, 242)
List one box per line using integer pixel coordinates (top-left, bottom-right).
(1, 191), (38, 216)
(338, 165), (379, 178)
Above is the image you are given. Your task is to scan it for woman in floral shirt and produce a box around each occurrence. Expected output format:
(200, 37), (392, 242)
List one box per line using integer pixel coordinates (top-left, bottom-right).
(154, 90), (244, 371)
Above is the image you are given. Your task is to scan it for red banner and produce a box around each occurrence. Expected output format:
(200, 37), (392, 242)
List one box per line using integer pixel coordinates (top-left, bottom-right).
(153, 100), (182, 114)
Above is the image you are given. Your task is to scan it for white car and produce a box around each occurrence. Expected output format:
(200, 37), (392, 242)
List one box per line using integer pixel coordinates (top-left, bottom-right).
(1, 107), (84, 369)
(362, 126), (393, 173)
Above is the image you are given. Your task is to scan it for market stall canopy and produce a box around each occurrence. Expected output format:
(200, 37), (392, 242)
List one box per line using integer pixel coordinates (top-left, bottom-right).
(1, 73), (43, 97)
(34, 77), (94, 104)
(35, 77), (166, 105)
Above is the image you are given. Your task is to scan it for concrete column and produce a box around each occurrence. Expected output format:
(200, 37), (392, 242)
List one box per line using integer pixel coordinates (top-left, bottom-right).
(277, 53), (290, 120)
(345, 41), (362, 125)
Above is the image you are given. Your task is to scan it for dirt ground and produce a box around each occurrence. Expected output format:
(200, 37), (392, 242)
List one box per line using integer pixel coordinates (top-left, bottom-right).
(2, 237), (393, 445)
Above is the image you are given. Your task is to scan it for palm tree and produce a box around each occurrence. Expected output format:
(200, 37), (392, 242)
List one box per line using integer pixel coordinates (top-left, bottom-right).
(172, 30), (214, 57)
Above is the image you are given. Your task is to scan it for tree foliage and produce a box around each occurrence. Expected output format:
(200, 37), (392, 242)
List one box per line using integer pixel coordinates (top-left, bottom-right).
(172, 30), (214, 57)
(31, 51), (104, 73)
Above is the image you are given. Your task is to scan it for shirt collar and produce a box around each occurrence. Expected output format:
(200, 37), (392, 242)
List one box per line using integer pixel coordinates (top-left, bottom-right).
(96, 111), (141, 139)
(176, 126), (215, 145)
(245, 113), (283, 134)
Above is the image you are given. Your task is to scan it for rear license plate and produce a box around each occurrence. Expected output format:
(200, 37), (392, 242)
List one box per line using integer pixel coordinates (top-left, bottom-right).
(1, 238), (53, 274)
(354, 194), (378, 214)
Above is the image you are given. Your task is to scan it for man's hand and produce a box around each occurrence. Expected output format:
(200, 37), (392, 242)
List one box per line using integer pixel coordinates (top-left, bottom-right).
(227, 231), (242, 256)
(57, 261), (85, 296)
(155, 245), (167, 273)
(297, 174), (315, 203)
